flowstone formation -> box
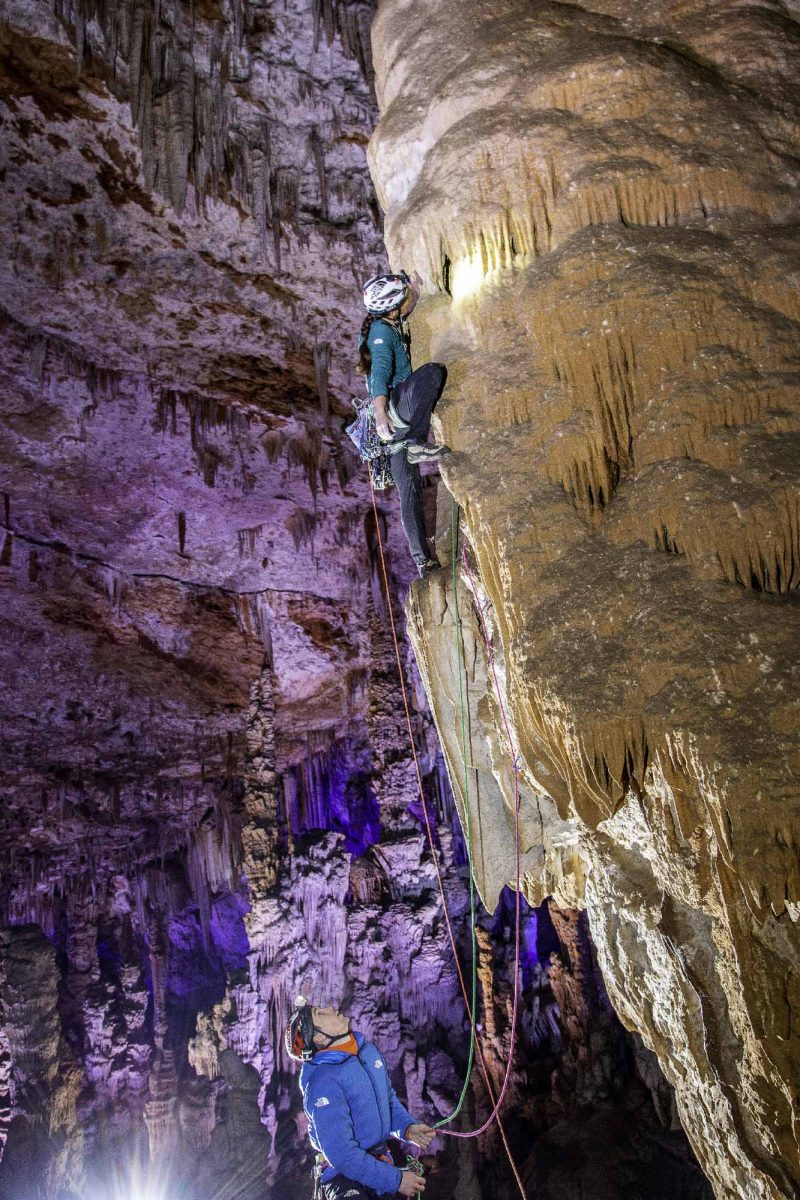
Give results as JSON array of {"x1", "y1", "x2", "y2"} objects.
[
  {"x1": 0, "y1": 0, "x2": 691, "y2": 1193},
  {"x1": 369, "y1": 0, "x2": 800, "y2": 1197}
]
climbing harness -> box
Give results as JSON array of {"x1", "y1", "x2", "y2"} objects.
[
  {"x1": 346, "y1": 398, "x2": 384, "y2": 463},
  {"x1": 367, "y1": 479, "x2": 527, "y2": 1199},
  {"x1": 312, "y1": 1139, "x2": 394, "y2": 1197},
  {"x1": 346, "y1": 400, "x2": 396, "y2": 492}
]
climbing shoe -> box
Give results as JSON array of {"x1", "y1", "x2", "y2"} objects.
[
  {"x1": 406, "y1": 442, "x2": 450, "y2": 464},
  {"x1": 418, "y1": 558, "x2": 442, "y2": 579}
]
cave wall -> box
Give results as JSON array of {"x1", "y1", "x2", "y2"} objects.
[
  {"x1": 367, "y1": 1, "x2": 800, "y2": 1197},
  {"x1": 1, "y1": 0, "x2": 486, "y2": 1191},
  {"x1": 0, "y1": 0, "x2": 573, "y2": 1194}
]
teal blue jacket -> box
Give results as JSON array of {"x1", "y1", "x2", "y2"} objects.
[{"x1": 365, "y1": 318, "x2": 412, "y2": 399}]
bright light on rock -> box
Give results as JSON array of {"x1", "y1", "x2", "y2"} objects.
[
  {"x1": 106, "y1": 1157, "x2": 170, "y2": 1200},
  {"x1": 450, "y1": 251, "x2": 485, "y2": 302}
]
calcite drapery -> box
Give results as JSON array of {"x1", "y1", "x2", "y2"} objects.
[{"x1": 369, "y1": 0, "x2": 800, "y2": 1196}]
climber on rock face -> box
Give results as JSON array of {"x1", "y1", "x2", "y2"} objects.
[
  {"x1": 286, "y1": 996, "x2": 435, "y2": 1198},
  {"x1": 356, "y1": 271, "x2": 450, "y2": 580}
]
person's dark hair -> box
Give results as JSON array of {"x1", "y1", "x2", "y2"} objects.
[
  {"x1": 355, "y1": 314, "x2": 374, "y2": 375},
  {"x1": 356, "y1": 307, "x2": 403, "y2": 375}
]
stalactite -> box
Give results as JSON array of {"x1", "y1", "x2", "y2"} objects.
[
  {"x1": 336, "y1": 2, "x2": 374, "y2": 82},
  {"x1": 309, "y1": 127, "x2": 328, "y2": 220},
  {"x1": 272, "y1": 163, "x2": 300, "y2": 265},
  {"x1": 476, "y1": 926, "x2": 498, "y2": 1043},
  {"x1": 311, "y1": 0, "x2": 336, "y2": 52},
  {"x1": 249, "y1": 120, "x2": 272, "y2": 261},
  {"x1": 313, "y1": 342, "x2": 331, "y2": 425},
  {"x1": 285, "y1": 429, "x2": 330, "y2": 503},
  {"x1": 236, "y1": 524, "x2": 262, "y2": 558},
  {"x1": 261, "y1": 429, "x2": 284, "y2": 463},
  {"x1": 284, "y1": 508, "x2": 317, "y2": 551}
]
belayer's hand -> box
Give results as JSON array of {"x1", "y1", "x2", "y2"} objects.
[
  {"x1": 376, "y1": 415, "x2": 394, "y2": 441},
  {"x1": 405, "y1": 1123, "x2": 436, "y2": 1151},
  {"x1": 398, "y1": 1170, "x2": 426, "y2": 1196}
]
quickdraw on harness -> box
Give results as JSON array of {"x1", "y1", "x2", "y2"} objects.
[
  {"x1": 345, "y1": 398, "x2": 394, "y2": 491},
  {"x1": 367, "y1": 480, "x2": 527, "y2": 1199}
]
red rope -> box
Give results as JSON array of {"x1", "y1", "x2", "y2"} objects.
[{"x1": 368, "y1": 479, "x2": 527, "y2": 1198}]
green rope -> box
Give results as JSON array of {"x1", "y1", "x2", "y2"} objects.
[
  {"x1": 431, "y1": 496, "x2": 479, "y2": 1130},
  {"x1": 405, "y1": 1154, "x2": 425, "y2": 1177}
]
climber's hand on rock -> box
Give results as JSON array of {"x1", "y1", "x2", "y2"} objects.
[
  {"x1": 406, "y1": 1123, "x2": 436, "y2": 1150},
  {"x1": 398, "y1": 1170, "x2": 426, "y2": 1196},
  {"x1": 402, "y1": 273, "x2": 421, "y2": 316}
]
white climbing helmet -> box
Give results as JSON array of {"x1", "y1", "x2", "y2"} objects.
[{"x1": 362, "y1": 272, "x2": 409, "y2": 315}]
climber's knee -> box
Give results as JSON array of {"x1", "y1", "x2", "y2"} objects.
[{"x1": 418, "y1": 361, "x2": 446, "y2": 389}]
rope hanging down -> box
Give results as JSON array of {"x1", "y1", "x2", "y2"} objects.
[
  {"x1": 456, "y1": 513, "x2": 523, "y2": 1140},
  {"x1": 432, "y1": 497, "x2": 477, "y2": 1128},
  {"x1": 367, "y1": 479, "x2": 527, "y2": 1199}
]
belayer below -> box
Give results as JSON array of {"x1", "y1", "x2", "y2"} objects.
[
  {"x1": 350, "y1": 270, "x2": 450, "y2": 579},
  {"x1": 286, "y1": 996, "x2": 435, "y2": 1197}
]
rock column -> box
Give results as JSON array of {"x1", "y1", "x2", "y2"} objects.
[{"x1": 369, "y1": 1, "x2": 800, "y2": 1195}]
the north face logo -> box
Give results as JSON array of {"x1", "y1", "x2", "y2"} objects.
[
  {"x1": 314, "y1": 1096, "x2": 330, "y2": 1108},
  {"x1": 374, "y1": 1060, "x2": 384, "y2": 1069}
]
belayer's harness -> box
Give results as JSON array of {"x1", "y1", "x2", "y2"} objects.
[{"x1": 312, "y1": 1140, "x2": 399, "y2": 1199}]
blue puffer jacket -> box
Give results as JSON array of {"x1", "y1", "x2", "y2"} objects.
[
  {"x1": 300, "y1": 1031, "x2": 416, "y2": 1194},
  {"x1": 365, "y1": 318, "x2": 412, "y2": 400}
]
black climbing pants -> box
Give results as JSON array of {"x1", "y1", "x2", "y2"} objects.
[
  {"x1": 388, "y1": 362, "x2": 447, "y2": 569},
  {"x1": 390, "y1": 361, "x2": 447, "y2": 443},
  {"x1": 321, "y1": 1176, "x2": 379, "y2": 1199}
]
